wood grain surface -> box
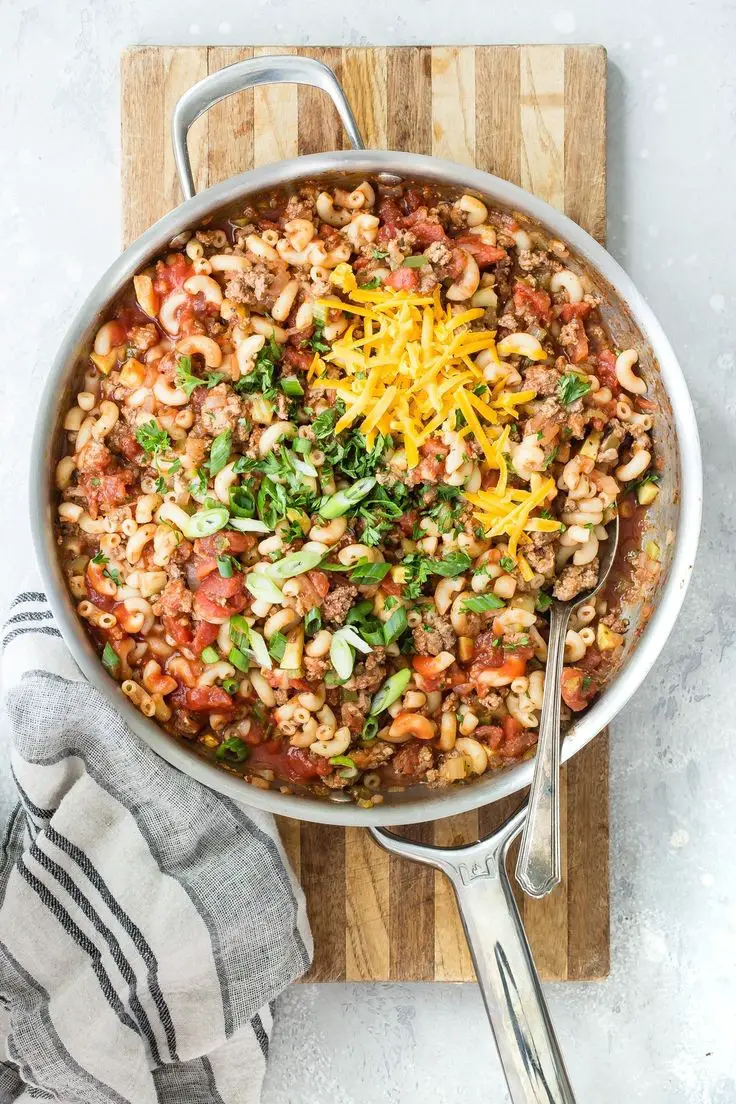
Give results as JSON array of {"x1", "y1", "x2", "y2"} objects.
[{"x1": 121, "y1": 43, "x2": 610, "y2": 982}]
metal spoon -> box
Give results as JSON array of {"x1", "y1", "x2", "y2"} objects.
[{"x1": 515, "y1": 514, "x2": 619, "y2": 898}]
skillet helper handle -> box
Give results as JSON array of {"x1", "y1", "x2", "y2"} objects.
[
  {"x1": 172, "y1": 54, "x2": 365, "y2": 200},
  {"x1": 371, "y1": 812, "x2": 576, "y2": 1104},
  {"x1": 515, "y1": 601, "x2": 573, "y2": 898}
]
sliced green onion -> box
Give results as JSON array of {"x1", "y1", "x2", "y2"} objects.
[
  {"x1": 248, "y1": 628, "x2": 272, "y2": 670},
  {"x1": 264, "y1": 547, "x2": 324, "y2": 580},
  {"x1": 215, "y1": 736, "x2": 250, "y2": 763},
  {"x1": 361, "y1": 716, "x2": 379, "y2": 742},
  {"x1": 461, "y1": 593, "x2": 506, "y2": 613},
  {"x1": 200, "y1": 646, "x2": 219, "y2": 664},
  {"x1": 370, "y1": 668, "x2": 411, "y2": 715},
  {"x1": 208, "y1": 429, "x2": 232, "y2": 476},
  {"x1": 293, "y1": 437, "x2": 312, "y2": 455},
  {"x1": 280, "y1": 376, "x2": 304, "y2": 397},
  {"x1": 304, "y1": 608, "x2": 322, "y2": 636},
  {"x1": 317, "y1": 477, "x2": 376, "y2": 519},
  {"x1": 228, "y1": 646, "x2": 250, "y2": 672},
  {"x1": 216, "y1": 555, "x2": 234, "y2": 578},
  {"x1": 383, "y1": 607, "x2": 408, "y2": 646},
  {"x1": 330, "y1": 632, "x2": 356, "y2": 681},
  {"x1": 229, "y1": 485, "x2": 256, "y2": 518},
  {"x1": 221, "y1": 677, "x2": 239, "y2": 694},
  {"x1": 329, "y1": 755, "x2": 356, "y2": 769},
  {"x1": 535, "y1": 591, "x2": 553, "y2": 613},
  {"x1": 228, "y1": 517, "x2": 272, "y2": 534},
  {"x1": 102, "y1": 642, "x2": 120, "y2": 674},
  {"x1": 334, "y1": 626, "x2": 373, "y2": 655},
  {"x1": 324, "y1": 670, "x2": 347, "y2": 688},
  {"x1": 292, "y1": 456, "x2": 318, "y2": 478},
  {"x1": 268, "y1": 631, "x2": 287, "y2": 663},
  {"x1": 229, "y1": 614, "x2": 250, "y2": 650},
  {"x1": 244, "y1": 572, "x2": 284, "y2": 605},
  {"x1": 349, "y1": 559, "x2": 391, "y2": 585},
  {"x1": 182, "y1": 506, "x2": 229, "y2": 540},
  {"x1": 403, "y1": 254, "x2": 428, "y2": 267}
]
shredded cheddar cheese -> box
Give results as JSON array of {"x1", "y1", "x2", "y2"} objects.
[{"x1": 311, "y1": 279, "x2": 558, "y2": 547}]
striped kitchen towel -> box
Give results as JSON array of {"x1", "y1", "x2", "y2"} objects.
[{"x1": 0, "y1": 589, "x2": 312, "y2": 1104}]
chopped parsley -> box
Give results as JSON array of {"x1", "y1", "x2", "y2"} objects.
[
  {"x1": 215, "y1": 737, "x2": 250, "y2": 763},
  {"x1": 557, "y1": 373, "x2": 591, "y2": 406},
  {"x1": 104, "y1": 566, "x2": 123, "y2": 586},
  {"x1": 233, "y1": 336, "x2": 282, "y2": 399},
  {"x1": 175, "y1": 355, "x2": 202, "y2": 397},
  {"x1": 190, "y1": 469, "x2": 208, "y2": 497},
  {"x1": 371, "y1": 247, "x2": 389, "y2": 260},
  {"x1": 542, "y1": 446, "x2": 559, "y2": 469},
  {"x1": 91, "y1": 551, "x2": 108, "y2": 566},
  {"x1": 135, "y1": 420, "x2": 170, "y2": 455},
  {"x1": 427, "y1": 484, "x2": 464, "y2": 534},
  {"x1": 401, "y1": 550, "x2": 471, "y2": 599},
  {"x1": 154, "y1": 475, "x2": 167, "y2": 495},
  {"x1": 306, "y1": 319, "x2": 331, "y2": 355},
  {"x1": 535, "y1": 591, "x2": 554, "y2": 612},
  {"x1": 361, "y1": 277, "x2": 382, "y2": 290},
  {"x1": 500, "y1": 555, "x2": 516, "y2": 573},
  {"x1": 101, "y1": 642, "x2": 120, "y2": 674},
  {"x1": 625, "y1": 471, "x2": 661, "y2": 494}
]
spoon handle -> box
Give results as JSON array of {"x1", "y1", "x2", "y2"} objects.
[{"x1": 515, "y1": 602, "x2": 572, "y2": 898}]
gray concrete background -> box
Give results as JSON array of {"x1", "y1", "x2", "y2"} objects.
[{"x1": 1, "y1": 1, "x2": 734, "y2": 1101}]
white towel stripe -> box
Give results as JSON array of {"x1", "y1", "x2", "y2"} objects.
[{"x1": 0, "y1": 588, "x2": 312, "y2": 1102}]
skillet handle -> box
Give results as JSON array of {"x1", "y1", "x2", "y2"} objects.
[
  {"x1": 171, "y1": 55, "x2": 365, "y2": 200},
  {"x1": 370, "y1": 810, "x2": 576, "y2": 1104}
]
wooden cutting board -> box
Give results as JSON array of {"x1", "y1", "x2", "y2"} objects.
[{"x1": 121, "y1": 43, "x2": 610, "y2": 982}]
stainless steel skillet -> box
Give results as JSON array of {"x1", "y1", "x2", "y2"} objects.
[{"x1": 30, "y1": 55, "x2": 702, "y2": 1104}]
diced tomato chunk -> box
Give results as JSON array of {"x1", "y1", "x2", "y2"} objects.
[
  {"x1": 513, "y1": 281, "x2": 552, "y2": 322},
  {"x1": 195, "y1": 531, "x2": 254, "y2": 558},
  {"x1": 377, "y1": 197, "x2": 404, "y2": 229},
  {"x1": 163, "y1": 613, "x2": 194, "y2": 649},
  {"x1": 248, "y1": 740, "x2": 332, "y2": 782},
  {"x1": 556, "y1": 301, "x2": 592, "y2": 322},
  {"x1": 499, "y1": 715, "x2": 536, "y2": 758},
  {"x1": 404, "y1": 210, "x2": 448, "y2": 246},
  {"x1": 561, "y1": 667, "x2": 597, "y2": 712},
  {"x1": 153, "y1": 253, "x2": 195, "y2": 296},
  {"x1": 80, "y1": 469, "x2": 135, "y2": 520},
  {"x1": 186, "y1": 686, "x2": 235, "y2": 713},
  {"x1": 595, "y1": 349, "x2": 620, "y2": 395},
  {"x1": 191, "y1": 620, "x2": 220, "y2": 656},
  {"x1": 564, "y1": 317, "x2": 589, "y2": 364},
  {"x1": 454, "y1": 234, "x2": 507, "y2": 268},
  {"x1": 385, "y1": 267, "x2": 420, "y2": 291},
  {"x1": 198, "y1": 572, "x2": 244, "y2": 601},
  {"x1": 283, "y1": 345, "x2": 312, "y2": 373},
  {"x1": 194, "y1": 557, "x2": 218, "y2": 580},
  {"x1": 474, "y1": 724, "x2": 505, "y2": 749}
]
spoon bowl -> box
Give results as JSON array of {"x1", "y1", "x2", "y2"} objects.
[{"x1": 514, "y1": 514, "x2": 620, "y2": 899}]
